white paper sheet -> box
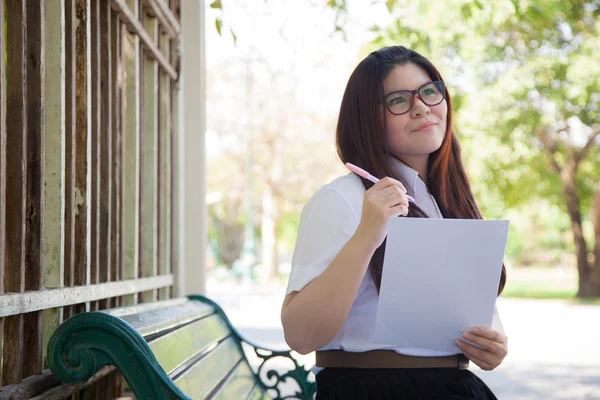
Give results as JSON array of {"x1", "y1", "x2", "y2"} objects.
[{"x1": 374, "y1": 218, "x2": 509, "y2": 353}]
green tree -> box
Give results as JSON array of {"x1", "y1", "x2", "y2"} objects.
[{"x1": 365, "y1": 0, "x2": 600, "y2": 297}]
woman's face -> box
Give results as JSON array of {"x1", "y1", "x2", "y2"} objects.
[{"x1": 382, "y1": 63, "x2": 448, "y2": 166}]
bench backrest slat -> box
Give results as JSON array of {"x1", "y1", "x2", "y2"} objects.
[
  {"x1": 104, "y1": 298, "x2": 189, "y2": 317},
  {"x1": 103, "y1": 300, "x2": 215, "y2": 339},
  {"x1": 173, "y1": 336, "x2": 245, "y2": 399},
  {"x1": 247, "y1": 385, "x2": 268, "y2": 400},
  {"x1": 149, "y1": 314, "x2": 231, "y2": 376},
  {"x1": 209, "y1": 361, "x2": 258, "y2": 400}
]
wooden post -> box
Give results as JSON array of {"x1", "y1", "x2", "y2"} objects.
[
  {"x1": 170, "y1": 79, "x2": 181, "y2": 298},
  {"x1": 0, "y1": 0, "x2": 6, "y2": 385},
  {"x1": 140, "y1": 13, "x2": 159, "y2": 303},
  {"x1": 99, "y1": 0, "x2": 112, "y2": 311},
  {"x1": 112, "y1": 9, "x2": 123, "y2": 309},
  {"x1": 23, "y1": 0, "x2": 46, "y2": 377},
  {"x1": 180, "y1": 0, "x2": 207, "y2": 296},
  {"x1": 89, "y1": 0, "x2": 101, "y2": 312},
  {"x1": 158, "y1": 29, "x2": 171, "y2": 301},
  {"x1": 63, "y1": 0, "x2": 77, "y2": 321},
  {"x1": 74, "y1": 0, "x2": 91, "y2": 314},
  {"x1": 42, "y1": 0, "x2": 66, "y2": 368},
  {"x1": 122, "y1": 0, "x2": 141, "y2": 306},
  {"x1": 4, "y1": 0, "x2": 27, "y2": 384}
]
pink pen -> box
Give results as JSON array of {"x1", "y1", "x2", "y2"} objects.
[{"x1": 345, "y1": 162, "x2": 416, "y2": 203}]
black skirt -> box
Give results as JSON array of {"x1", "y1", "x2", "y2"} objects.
[{"x1": 315, "y1": 367, "x2": 498, "y2": 400}]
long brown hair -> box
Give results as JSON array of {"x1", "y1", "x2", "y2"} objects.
[{"x1": 336, "y1": 46, "x2": 506, "y2": 295}]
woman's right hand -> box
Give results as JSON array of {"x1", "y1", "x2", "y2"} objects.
[{"x1": 355, "y1": 177, "x2": 409, "y2": 251}]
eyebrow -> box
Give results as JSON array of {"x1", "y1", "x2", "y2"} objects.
[{"x1": 384, "y1": 82, "x2": 433, "y2": 97}]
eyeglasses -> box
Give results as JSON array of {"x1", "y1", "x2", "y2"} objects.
[{"x1": 384, "y1": 81, "x2": 446, "y2": 115}]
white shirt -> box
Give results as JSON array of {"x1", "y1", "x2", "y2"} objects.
[{"x1": 286, "y1": 158, "x2": 456, "y2": 358}]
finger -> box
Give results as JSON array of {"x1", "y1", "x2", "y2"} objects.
[
  {"x1": 374, "y1": 177, "x2": 407, "y2": 193},
  {"x1": 379, "y1": 185, "x2": 405, "y2": 198},
  {"x1": 462, "y1": 349, "x2": 494, "y2": 371},
  {"x1": 389, "y1": 204, "x2": 409, "y2": 217},
  {"x1": 461, "y1": 332, "x2": 505, "y2": 355},
  {"x1": 454, "y1": 339, "x2": 490, "y2": 361},
  {"x1": 382, "y1": 193, "x2": 409, "y2": 209},
  {"x1": 380, "y1": 188, "x2": 409, "y2": 207},
  {"x1": 469, "y1": 327, "x2": 507, "y2": 344}
]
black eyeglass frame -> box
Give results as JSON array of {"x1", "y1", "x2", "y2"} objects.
[{"x1": 383, "y1": 81, "x2": 446, "y2": 115}]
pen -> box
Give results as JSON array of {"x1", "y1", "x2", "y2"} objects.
[{"x1": 345, "y1": 162, "x2": 416, "y2": 203}]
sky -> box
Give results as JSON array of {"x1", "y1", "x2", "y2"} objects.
[{"x1": 204, "y1": 0, "x2": 394, "y2": 160}]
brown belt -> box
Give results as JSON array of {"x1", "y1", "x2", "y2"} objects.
[{"x1": 316, "y1": 350, "x2": 470, "y2": 370}]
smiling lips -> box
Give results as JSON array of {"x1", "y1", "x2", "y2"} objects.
[{"x1": 413, "y1": 121, "x2": 437, "y2": 132}]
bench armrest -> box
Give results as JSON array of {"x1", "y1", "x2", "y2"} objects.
[
  {"x1": 47, "y1": 312, "x2": 191, "y2": 400},
  {"x1": 189, "y1": 295, "x2": 316, "y2": 400}
]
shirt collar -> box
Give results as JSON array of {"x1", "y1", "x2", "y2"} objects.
[{"x1": 389, "y1": 156, "x2": 421, "y2": 195}]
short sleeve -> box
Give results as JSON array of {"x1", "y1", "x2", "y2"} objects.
[{"x1": 285, "y1": 187, "x2": 360, "y2": 295}]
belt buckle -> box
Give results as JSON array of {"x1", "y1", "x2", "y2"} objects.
[{"x1": 458, "y1": 354, "x2": 470, "y2": 370}]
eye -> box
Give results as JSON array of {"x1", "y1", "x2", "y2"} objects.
[
  {"x1": 387, "y1": 96, "x2": 407, "y2": 106},
  {"x1": 422, "y1": 88, "x2": 436, "y2": 96}
]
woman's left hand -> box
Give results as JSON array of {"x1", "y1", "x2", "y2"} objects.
[{"x1": 454, "y1": 326, "x2": 508, "y2": 371}]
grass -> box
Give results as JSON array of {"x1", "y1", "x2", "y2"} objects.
[
  {"x1": 502, "y1": 266, "x2": 577, "y2": 300},
  {"x1": 502, "y1": 267, "x2": 600, "y2": 304}
]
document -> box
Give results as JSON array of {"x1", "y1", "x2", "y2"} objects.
[{"x1": 373, "y1": 218, "x2": 509, "y2": 353}]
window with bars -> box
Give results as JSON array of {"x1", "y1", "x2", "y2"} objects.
[{"x1": 0, "y1": 0, "x2": 183, "y2": 397}]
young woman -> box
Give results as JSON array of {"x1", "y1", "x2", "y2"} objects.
[{"x1": 280, "y1": 46, "x2": 508, "y2": 399}]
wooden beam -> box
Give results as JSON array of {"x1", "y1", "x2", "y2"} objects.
[
  {"x1": 0, "y1": 0, "x2": 5, "y2": 382},
  {"x1": 111, "y1": 0, "x2": 177, "y2": 79},
  {"x1": 170, "y1": 78, "x2": 182, "y2": 298},
  {"x1": 42, "y1": 0, "x2": 66, "y2": 371},
  {"x1": 140, "y1": 15, "x2": 160, "y2": 303},
  {"x1": 0, "y1": 275, "x2": 174, "y2": 317},
  {"x1": 42, "y1": 3, "x2": 66, "y2": 290},
  {"x1": 122, "y1": 22, "x2": 141, "y2": 307},
  {"x1": 4, "y1": 0, "x2": 28, "y2": 385},
  {"x1": 74, "y1": 0, "x2": 91, "y2": 314},
  {"x1": 99, "y1": 0, "x2": 113, "y2": 312},
  {"x1": 158, "y1": 30, "x2": 171, "y2": 300},
  {"x1": 27, "y1": 367, "x2": 116, "y2": 400},
  {"x1": 0, "y1": 369, "x2": 61, "y2": 399},
  {"x1": 24, "y1": 0, "x2": 46, "y2": 377},
  {"x1": 111, "y1": 9, "x2": 122, "y2": 309},
  {"x1": 142, "y1": 0, "x2": 180, "y2": 39},
  {"x1": 90, "y1": 0, "x2": 101, "y2": 312},
  {"x1": 63, "y1": 0, "x2": 77, "y2": 321},
  {"x1": 180, "y1": 0, "x2": 207, "y2": 295},
  {"x1": 0, "y1": 0, "x2": 6, "y2": 305}
]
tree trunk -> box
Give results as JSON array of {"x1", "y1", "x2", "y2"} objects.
[
  {"x1": 259, "y1": 137, "x2": 283, "y2": 282},
  {"x1": 561, "y1": 160, "x2": 594, "y2": 297},
  {"x1": 585, "y1": 180, "x2": 600, "y2": 297},
  {"x1": 260, "y1": 182, "x2": 277, "y2": 281}
]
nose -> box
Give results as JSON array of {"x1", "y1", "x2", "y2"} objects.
[{"x1": 411, "y1": 95, "x2": 430, "y2": 117}]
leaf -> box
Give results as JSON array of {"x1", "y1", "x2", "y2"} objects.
[
  {"x1": 511, "y1": 0, "x2": 520, "y2": 15},
  {"x1": 230, "y1": 27, "x2": 237, "y2": 45},
  {"x1": 474, "y1": 0, "x2": 484, "y2": 10},
  {"x1": 215, "y1": 18, "x2": 222, "y2": 35},
  {"x1": 461, "y1": 4, "x2": 472, "y2": 19},
  {"x1": 527, "y1": 5, "x2": 542, "y2": 19},
  {"x1": 210, "y1": 0, "x2": 222, "y2": 10},
  {"x1": 386, "y1": 0, "x2": 395, "y2": 13}
]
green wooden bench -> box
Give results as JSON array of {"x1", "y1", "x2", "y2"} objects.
[{"x1": 47, "y1": 295, "x2": 316, "y2": 399}]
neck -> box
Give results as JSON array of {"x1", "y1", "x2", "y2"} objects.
[{"x1": 395, "y1": 155, "x2": 429, "y2": 181}]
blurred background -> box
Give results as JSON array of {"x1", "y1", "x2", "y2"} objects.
[{"x1": 203, "y1": 0, "x2": 600, "y2": 399}]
